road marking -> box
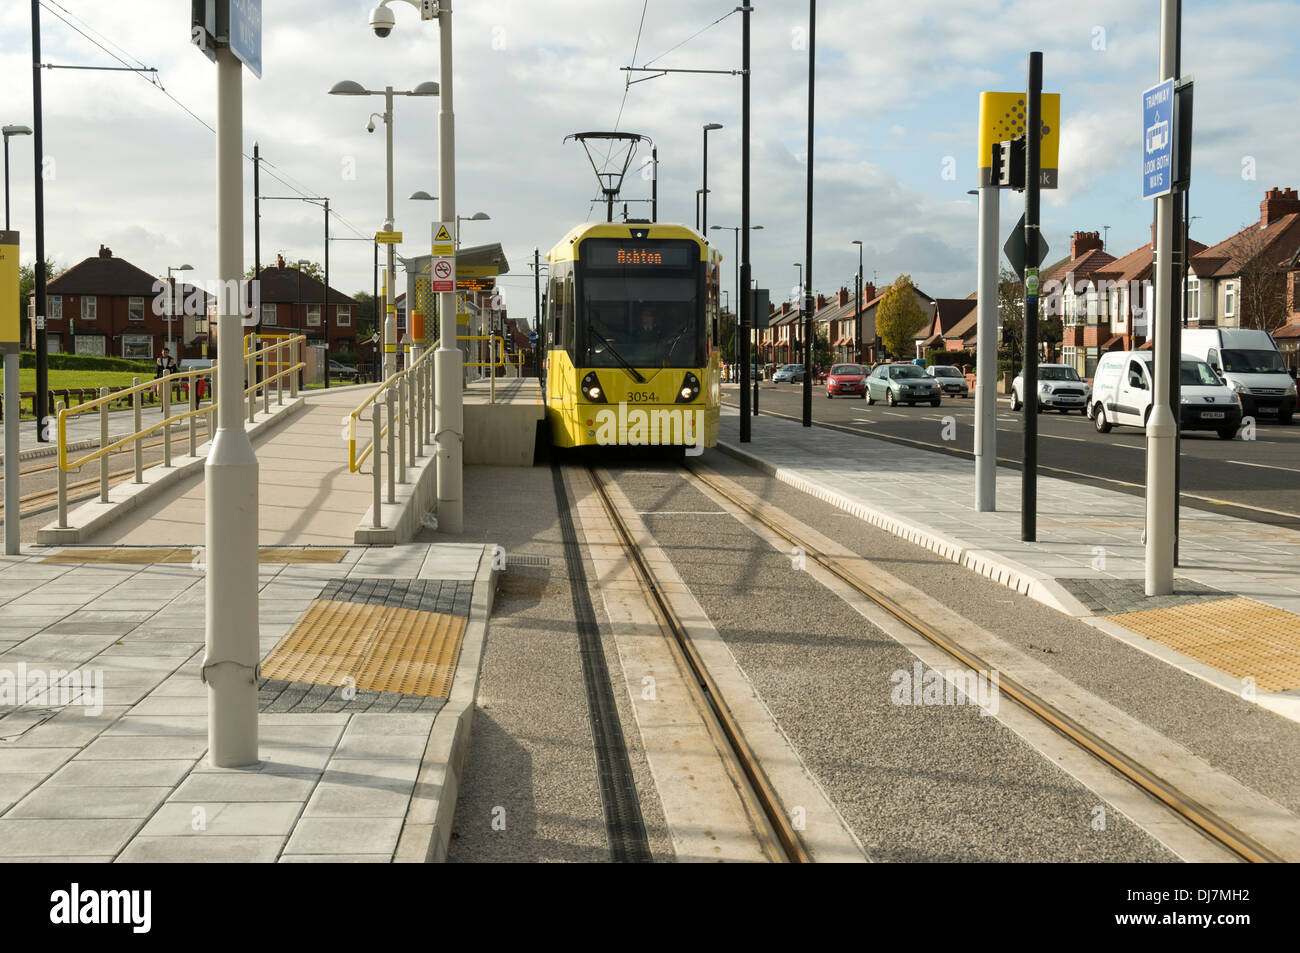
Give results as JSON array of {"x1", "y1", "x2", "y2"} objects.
[
  {"x1": 1041, "y1": 434, "x2": 1088, "y2": 443},
  {"x1": 882, "y1": 411, "x2": 906, "y2": 418},
  {"x1": 1228, "y1": 460, "x2": 1300, "y2": 475}
]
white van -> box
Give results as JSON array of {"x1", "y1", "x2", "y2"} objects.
[
  {"x1": 1089, "y1": 350, "x2": 1242, "y2": 440},
  {"x1": 1181, "y1": 328, "x2": 1296, "y2": 424}
]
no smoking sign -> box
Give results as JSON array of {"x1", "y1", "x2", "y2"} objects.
[{"x1": 431, "y1": 256, "x2": 456, "y2": 291}]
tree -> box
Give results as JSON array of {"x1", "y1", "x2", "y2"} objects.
[
  {"x1": 997, "y1": 265, "x2": 1025, "y2": 376},
  {"x1": 352, "y1": 291, "x2": 376, "y2": 340},
  {"x1": 875, "y1": 274, "x2": 929, "y2": 358},
  {"x1": 18, "y1": 259, "x2": 62, "y2": 344},
  {"x1": 244, "y1": 259, "x2": 323, "y2": 281},
  {"x1": 717, "y1": 308, "x2": 737, "y2": 362},
  {"x1": 813, "y1": 326, "x2": 832, "y2": 370},
  {"x1": 1232, "y1": 225, "x2": 1289, "y2": 332}
]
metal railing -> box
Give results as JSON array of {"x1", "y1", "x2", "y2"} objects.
[
  {"x1": 54, "y1": 334, "x2": 306, "y2": 526},
  {"x1": 346, "y1": 342, "x2": 439, "y2": 530}
]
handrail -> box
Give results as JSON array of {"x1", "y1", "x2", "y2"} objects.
[{"x1": 347, "y1": 341, "x2": 438, "y2": 473}]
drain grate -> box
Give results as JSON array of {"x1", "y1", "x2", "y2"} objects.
[{"x1": 505, "y1": 554, "x2": 551, "y2": 569}]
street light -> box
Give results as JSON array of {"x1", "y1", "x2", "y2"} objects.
[
  {"x1": 409, "y1": 190, "x2": 438, "y2": 201},
  {"x1": 701, "y1": 122, "x2": 722, "y2": 236},
  {"x1": 328, "y1": 77, "x2": 438, "y2": 379},
  {"x1": 456, "y1": 211, "x2": 490, "y2": 245},
  {"x1": 166, "y1": 263, "x2": 193, "y2": 359},
  {"x1": 851, "y1": 239, "x2": 863, "y2": 362},
  {"x1": 2, "y1": 124, "x2": 32, "y2": 230}
]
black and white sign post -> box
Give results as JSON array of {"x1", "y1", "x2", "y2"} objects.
[{"x1": 194, "y1": 0, "x2": 262, "y2": 767}]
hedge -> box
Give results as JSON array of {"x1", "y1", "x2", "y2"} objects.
[
  {"x1": 925, "y1": 348, "x2": 976, "y2": 371},
  {"x1": 19, "y1": 352, "x2": 155, "y2": 374}
]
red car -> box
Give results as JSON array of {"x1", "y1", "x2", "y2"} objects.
[{"x1": 825, "y1": 363, "x2": 867, "y2": 399}]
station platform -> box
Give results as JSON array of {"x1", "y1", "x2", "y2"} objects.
[
  {"x1": 717, "y1": 406, "x2": 1300, "y2": 720},
  {"x1": 0, "y1": 540, "x2": 495, "y2": 862},
  {"x1": 462, "y1": 376, "x2": 544, "y2": 467}
]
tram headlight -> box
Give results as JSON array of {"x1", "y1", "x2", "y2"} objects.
[
  {"x1": 677, "y1": 371, "x2": 701, "y2": 403},
  {"x1": 581, "y1": 372, "x2": 606, "y2": 403}
]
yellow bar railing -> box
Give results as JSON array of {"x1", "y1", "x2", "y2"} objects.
[
  {"x1": 55, "y1": 333, "x2": 306, "y2": 528},
  {"x1": 347, "y1": 341, "x2": 437, "y2": 474}
]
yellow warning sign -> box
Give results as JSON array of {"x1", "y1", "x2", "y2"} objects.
[
  {"x1": 0, "y1": 231, "x2": 19, "y2": 346},
  {"x1": 376, "y1": 230, "x2": 403, "y2": 244},
  {"x1": 977, "y1": 91, "x2": 1060, "y2": 189},
  {"x1": 432, "y1": 221, "x2": 455, "y2": 257}
]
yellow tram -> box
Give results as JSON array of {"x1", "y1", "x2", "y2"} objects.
[{"x1": 542, "y1": 221, "x2": 722, "y2": 451}]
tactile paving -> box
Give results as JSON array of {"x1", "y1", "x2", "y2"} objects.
[
  {"x1": 259, "y1": 579, "x2": 470, "y2": 699},
  {"x1": 1109, "y1": 597, "x2": 1300, "y2": 692},
  {"x1": 42, "y1": 547, "x2": 348, "y2": 565}
]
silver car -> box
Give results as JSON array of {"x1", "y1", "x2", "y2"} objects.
[{"x1": 927, "y1": 365, "x2": 969, "y2": 397}]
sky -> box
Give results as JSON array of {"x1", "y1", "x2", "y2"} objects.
[{"x1": 1, "y1": 0, "x2": 1297, "y2": 325}]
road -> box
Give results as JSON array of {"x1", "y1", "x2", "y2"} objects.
[{"x1": 723, "y1": 381, "x2": 1300, "y2": 530}]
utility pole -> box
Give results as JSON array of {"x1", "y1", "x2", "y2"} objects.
[
  {"x1": 975, "y1": 147, "x2": 999, "y2": 512},
  {"x1": 1145, "y1": 0, "x2": 1179, "y2": 595},
  {"x1": 30, "y1": 0, "x2": 49, "y2": 442},
  {"x1": 801, "y1": 0, "x2": 815, "y2": 428},
  {"x1": 253, "y1": 142, "x2": 260, "y2": 286},
  {"x1": 533, "y1": 247, "x2": 541, "y2": 379},
  {"x1": 323, "y1": 198, "x2": 330, "y2": 389},
  {"x1": 738, "y1": 3, "x2": 752, "y2": 442},
  {"x1": 1021, "y1": 52, "x2": 1042, "y2": 542}
]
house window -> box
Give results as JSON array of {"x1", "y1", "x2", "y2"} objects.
[
  {"x1": 81, "y1": 296, "x2": 97, "y2": 320},
  {"x1": 45, "y1": 334, "x2": 61, "y2": 353},
  {"x1": 129, "y1": 296, "x2": 144, "y2": 322},
  {"x1": 307, "y1": 304, "x2": 322, "y2": 327},
  {"x1": 336, "y1": 305, "x2": 352, "y2": 327},
  {"x1": 49, "y1": 295, "x2": 62, "y2": 319},
  {"x1": 122, "y1": 334, "x2": 152, "y2": 360},
  {"x1": 1087, "y1": 291, "x2": 1098, "y2": 325},
  {"x1": 1224, "y1": 281, "x2": 1236, "y2": 318},
  {"x1": 1085, "y1": 347, "x2": 1099, "y2": 378},
  {"x1": 1062, "y1": 345, "x2": 1077, "y2": 369},
  {"x1": 1186, "y1": 277, "x2": 1200, "y2": 322},
  {"x1": 74, "y1": 335, "x2": 105, "y2": 356},
  {"x1": 261, "y1": 303, "x2": 276, "y2": 326}
]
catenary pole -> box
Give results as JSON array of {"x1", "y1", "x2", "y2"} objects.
[
  {"x1": 738, "y1": 3, "x2": 752, "y2": 442},
  {"x1": 1021, "y1": 52, "x2": 1042, "y2": 542},
  {"x1": 31, "y1": 0, "x2": 49, "y2": 442},
  {"x1": 205, "y1": 45, "x2": 259, "y2": 768},
  {"x1": 801, "y1": 0, "x2": 815, "y2": 428},
  {"x1": 975, "y1": 178, "x2": 999, "y2": 511}
]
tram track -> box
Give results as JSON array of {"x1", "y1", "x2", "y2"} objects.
[
  {"x1": 677, "y1": 460, "x2": 1286, "y2": 864},
  {"x1": 583, "y1": 463, "x2": 810, "y2": 863}
]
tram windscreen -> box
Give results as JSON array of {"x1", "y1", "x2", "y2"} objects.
[{"x1": 578, "y1": 240, "x2": 703, "y2": 369}]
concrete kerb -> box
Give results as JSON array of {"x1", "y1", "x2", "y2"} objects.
[
  {"x1": 36, "y1": 397, "x2": 307, "y2": 545},
  {"x1": 716, "y1": 438, "x2": 1092, "y2": 618},
  {"x1": 393, "y1": 544, "x2": 497, "y2": 863},
  {"x1": 1, "y1": 438, "x2": 99, "y2": 466}
]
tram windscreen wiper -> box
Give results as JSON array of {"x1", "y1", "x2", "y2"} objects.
[{"x1": 589, "y1": 325, "x2": 646, "y2": 384}]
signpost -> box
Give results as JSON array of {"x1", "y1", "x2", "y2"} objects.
[
  {"x1": 1002, "y1": 213, "x2": 1050, "y2": 282},
  {"x1": 1142, "y1": 78, "x2": 1175, "y2": 200},
  {"x1": 1, "y1": 231, "x2": 20, "y2": 554}
]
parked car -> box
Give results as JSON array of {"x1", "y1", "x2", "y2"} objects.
[
  {"x1": 1181, "y1": 328, "x2": 1296, "y2": 424},
  {"x1": 1089, "y1": 350, "x2": 1241, "y2": 440},
  {"x1": 825, "y1": 363, "x2": 867, "y2": 399},
  {"x1": 927, "y1": 364, "x2": 970, "y2": 398},
  {"x1": 1011, "y1": 364, "x2": 1091, "y2": 413},
  {"x1": 329, "y1": 360, "x2": 359, "y2": 380},
  {"x1": 773, "y1": 363, "x2": 806, "y2": 383},
  {"x1": 866, "y1": 363, "x2": 941, "y2": 406}
]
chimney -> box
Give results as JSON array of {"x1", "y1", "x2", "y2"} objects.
[
  {"x1": 816, "y1": 293, "x2": 827, "y2": 310},
  {"x1": 98, "y1": 245, "x2": 112, "y2": 258},
  {"x1": 1261, "y1": 187, "x2": 1300, "y2": 227},
  {"x1": 276, "y1": 254, "x2": 286, "y2": 269},
  {"x1": 861, "y1": 282, "x2": 876, "y2": 303},
  {"x1": 837, "y1": 287, "x2": 849, "y2": 306},
  {"x1": 1070, "y1": 230, "x2": 1103, "y2": 259}
]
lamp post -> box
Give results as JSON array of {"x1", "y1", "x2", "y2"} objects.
[
  {"x1": 366, "y1": 0, "x2": 464, "y2": 532},
  {"x1": 454, "y1": 212, "x2": 490, "y2": 381},
  {"x1": 166, "y1": 263, "x2": 193, "y2": 359},
  {"x1": 701, "y1": 122, "x2": 722, "y2": 236},
  {"x1": 2, "y1": 125, "x2": 31, "y2": 230},
  {"x1": 851, "y1": 239, "x2": 863, "y2": 363},
  {"x1": 329, "y1": 77, "x2": 438, "y2": 380}
]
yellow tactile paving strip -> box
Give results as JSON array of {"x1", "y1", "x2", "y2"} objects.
[
  {"x1": 260, "y1": 598, "x2": 466, "y2": 698},
  {"x1": 1110, "y1": 597, "x2": 1300, "y2": 692},
  {"x1": 42, "y1": 547, "x2": 348, "y2": 565}
]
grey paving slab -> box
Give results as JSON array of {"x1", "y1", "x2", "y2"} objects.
[
  {"x1": 5, "y1": 785, "x2": 172, "y2": 819},
  {"x1": 301, "y1": 780, "x2": 413, "y2": 818},
  {"x1": 169, "y1": 772, "x2": 318, "y2": 802},
  {"x1": 281, "y1": 816, "x2": 403, "y2": 855},
  {"x1": 278, "y1": 853, "x2": 390, "y2": 862},
  {"x1": 0, "y1": 818, "x2": 142, "y2": 856},
  {"x1": 138, "y1": 801, "x2": 303, "y2": 838},
  {"x1": 116, "y1": 835, "x2": 285, "y2": 863},
  {"x1": 77, "y1": 735, "x2": 209, "y2": 760},
  {"x1": 0, "y1": 772, "x2": 46, "y2": 813},
  {"x1": 331, "y1": 731, "x2": 430, "y2": 761},
  {"x1": 0, "y1": 746, "x2": 76, "y2": 773},
  {"x1": 46, "y1": 759, "x2": 196, "y2": 788}
]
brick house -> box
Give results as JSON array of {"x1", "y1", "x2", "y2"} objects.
[
  {"x1": 252, "y1": 255, "x2": 359, "y2": 351},
  {"x1": 918, "y1": 296, "x2": 979, "y2": 354},
  {"x1": 28, "y1": 245, "x2": 211, "y2": 360},
  {"x1": 1187, "y1": 187, "x2": 1300, "y2": 333}
]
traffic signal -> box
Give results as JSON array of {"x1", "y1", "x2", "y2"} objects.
[{"x1": 992, "y1": 136, "x2": 1026, "y2": 190}]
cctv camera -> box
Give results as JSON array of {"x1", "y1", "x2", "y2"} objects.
[
  {"x1": 366, "y1": 120, "x2": 376, "y2": 134},
  {"x1": 370, "y1": 6, "x2": 396, "y2": 37}
]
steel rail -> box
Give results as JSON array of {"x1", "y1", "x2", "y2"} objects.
[
  {"x1": 684, "y1": 463, "x2": 1285, "y2": 864},
  {"x1": 586, "y1": 464, "x2": 810, "y2": 863}
]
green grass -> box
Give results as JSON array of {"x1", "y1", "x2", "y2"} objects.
[{"x1": 1, "y1": 369, "x2": 150, "y2": 392}]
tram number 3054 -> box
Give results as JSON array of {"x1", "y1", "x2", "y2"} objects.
[{"x1": 625, "y1": 392, "x2": 658, "y2": 403}]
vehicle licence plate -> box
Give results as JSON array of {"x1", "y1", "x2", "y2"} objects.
[{"x1": 1201, "y1": 411, "x2": 1225, "y2": 419}]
